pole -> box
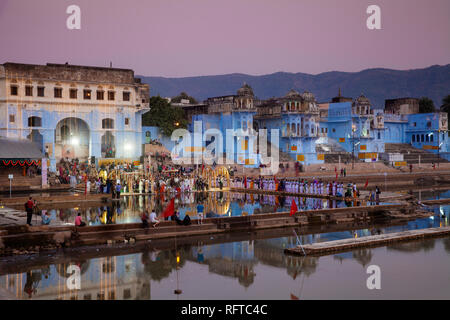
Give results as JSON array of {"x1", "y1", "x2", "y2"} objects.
[
  {"x1": 9, "y1": 178, "x2": 12, "y2": 198},
  {"x1": 352, "y1": 130, "x2": 354, "y2": 170},
  {"x1": 438, "y1": 130, "x2": 440, "y2": 168}
]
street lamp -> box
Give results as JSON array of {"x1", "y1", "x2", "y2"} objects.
[{"x1": 351, "y1": 124, "x2": 357, "y2": 169}]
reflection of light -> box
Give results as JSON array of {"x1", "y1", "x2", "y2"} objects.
[
  {"x1": 71, "y1": 137, "x2": 79, "y2": 146},
  {"x1": 176, "y1": 254, "x2": 180, "y2": 264}
]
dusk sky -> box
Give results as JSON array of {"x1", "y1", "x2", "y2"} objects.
[{"x1": 0, "y1": 0, "x2": 449, "y2": 77}]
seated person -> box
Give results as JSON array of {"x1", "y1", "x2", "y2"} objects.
[
  {"x1": 75, "y1": 213, "x2": 86, "y2": 227},
  {"x1": 41, "y1": 211, "x2": 51, "y2": 225},
  {"x1": 141, "y1": 211, "x2": 149, "y2": 228},
  {"x1": 149, "y1": 210, "x2": 159, "y2": 227}
]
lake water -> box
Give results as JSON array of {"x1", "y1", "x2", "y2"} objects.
[{"x1": 1, "y1": 204, "x2": 448, "y2": 300}]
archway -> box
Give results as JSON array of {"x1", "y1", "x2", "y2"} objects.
[
  {"x1": 101, "y1": 131, "x2": 116, "y2": 158},
  {"x1": 55, "y1": 117, "x2": 90, "y2": 160}
]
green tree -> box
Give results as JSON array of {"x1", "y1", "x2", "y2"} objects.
[
  {"x1": 171, "y1": 92, "x2": 198, "y2": 104},
  {"x1": 418, "y1": 97, "x2": 436, "y2": 113},
  {"x1": 440, "y1": 95, "x2": 450, "y2": 131},
  {"x1": 440, "y1": 95, "x2": 450, "y2": 113},
  {"x1": 142, "y1": 96, "x2": 188, "y2": 136}
]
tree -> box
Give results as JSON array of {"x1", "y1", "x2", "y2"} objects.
[
  {"x1": 418, "y1": 97, "x2": 436, "y2": 113},
  {"x1": 142, "y1": 96, "x2": 188, "y2": 136},
  {"x1": 440, "y1": 95, "x2": 450, "y2": 131},
  {"x1": 440, "y1": 95, "x2": 450, "y2": 113},
  {"x1": 171, "y1": 92, "x2": 198, "y2": 104}
]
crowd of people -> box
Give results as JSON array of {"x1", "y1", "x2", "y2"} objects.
[{"x1": 230, "y1": 176, "x2": 360, "y2": 198}]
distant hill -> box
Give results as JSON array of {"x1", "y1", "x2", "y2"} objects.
[{"x1": 139, "y1": 64, "x2": 450, "y2": 108}]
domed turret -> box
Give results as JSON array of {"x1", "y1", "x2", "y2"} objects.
[
  {"x1": 301, "y1": 90, "x2": 315, "y2": 102},
  {"x1": 356, "y1": 94, "x2": 370, "y2": 105},
  {"x1": 284, "y1": 89, "x2": 301, "y2": 98},
  {"x1": 237, "y1": 82, "x2": 254, "y2": 97}
]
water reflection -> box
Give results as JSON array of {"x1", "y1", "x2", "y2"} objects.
[
  {"x1": 46, "y1": 192, "x2": 375, "y2": 226},
  {"x1": 1, "y1": 233, "x2": 449, "y2": 299}
]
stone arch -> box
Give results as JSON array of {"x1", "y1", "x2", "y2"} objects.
[{"x1": 55, "y1": 117, "x2": 90, "y2": 160}]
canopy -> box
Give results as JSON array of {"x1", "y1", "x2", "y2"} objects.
[{"x1": 0, "y1": 138, "x2": 44, "y2": 159}]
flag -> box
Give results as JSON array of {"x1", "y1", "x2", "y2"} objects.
[
  {"x1": 364, "y1": 179, "x2": 368, "y2": 188},
  {"x1": 290, "y1": 198, "x2": 298, "y2": 216},
  {"x1": 244, "y1": 176, "x2": 247, "y2": 188},
  {"x1": 162, "y1": 198, "x2": 175, "y2": 218}
]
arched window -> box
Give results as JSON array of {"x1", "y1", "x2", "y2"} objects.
[
  {"x1": 102, "y1": 118, "x2": 114, "y2": 129},
  {"x1": 28, "y1": 116, "x2": 42, "y2": 127},
  {"x1": 430, "y1": 134, "x2": 434, "y2": 142},
  {"x1": 412, "y1": 135, "x2": 415, "y2": 142}
]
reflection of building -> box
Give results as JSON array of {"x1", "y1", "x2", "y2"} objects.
[
  {"x1": 0, "y1": 255, "x2": 150, "y2": 300},
  {"x1": 0, "y1": 62, "x2": 150, "y2": 171},
  {"x1": 189, "y1": 241, "x2": 257, "y2": 288}
]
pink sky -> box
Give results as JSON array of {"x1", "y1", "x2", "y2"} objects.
[{"x1": 0, "y1": 0, "x2": 449, "y2": 77}]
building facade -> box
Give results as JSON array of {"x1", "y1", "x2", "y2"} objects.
[{"x1": 0, "y1": 63, "x2": 150, "y2": 171}]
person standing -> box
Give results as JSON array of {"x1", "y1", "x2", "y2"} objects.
[
  {"x1": 197, "y1": 202, "x2": 205, "y2": 225},
  {"x1": 25, "y1": 197, "x2": 35, "y2": 226},
  {"x1": 375, "y1": 186, "x2": 381, "y2": 204},
  {"x1": 115, "y1": 183, "x2": 121, "y2": 199}
]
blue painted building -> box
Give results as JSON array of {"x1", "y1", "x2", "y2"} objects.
[{"x1": 0, "y1": 63, "x2": 150, "y2": 171}]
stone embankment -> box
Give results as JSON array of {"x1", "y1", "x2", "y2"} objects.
[{"x1": 0, "y1": 202, "x2": 429, "y2": 257}]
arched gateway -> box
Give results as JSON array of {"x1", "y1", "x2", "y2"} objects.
[{"x1": 55, "y1": 117, "x2": 90, "y2": 160}]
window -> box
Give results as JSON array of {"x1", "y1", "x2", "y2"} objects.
[
  {"x1": 332, "y1": 128, "x2": 336, "y2": 133},
  {"x1": 426, "y1": 135, "x2": 429, "y2": 142},
  {"x1": 54, "y1": 87, "x2": 62, "y2": 98},
  {"x1": 108, "y1": 91, "x2": 115, "y2": 101},
  {"x1": 421, "y1": 134, "x2": 424, "y2": 142},
  {"x1": 25, "y1": 86, "x2": 33, "y2": 96},
  {"x1": 125, "y1": 118, "x2": 129, "y2": 125},
  {"x1": 9, "y1": 114, "x2": 15, "y2": 123},
  {"x1": 123, "y1": 91, "x2": 130, "y2": 101},
  {"x1": 70, "y1": 89, "x2": 77, "y2": 99},
  {"x1": 413, "y1": 122, "x2": 417, "y2": 127},
  {"x1": 97, "y1": 90, "x2": 104, "y2": 100},
  {"x1": 377, "y1": 132, "x2": 381, "y2": 139},
  {"x1": 430, "y1": 134, "x2": 434, "y2": 142},
  {"x1": 10, "y1": 85, "x2": 18, "y2": 96},
  {"x1": 84, "y1": 89, "x2": 91, "y2": 100},
  {"x1": 83, "y1": 294, "x2": 92, "y2": 300},
  {"x1": 102, "y1": 118, "x2": 114, "y2": 129},
  {"x1": 28, "y1": 117, "x2": 42, "y2": 127},
  {"x1": 37, "y1": 87, "x2": 45, "y2": 97},
  {"x1": 412, "y1": 135, "x2": 415, "y2": 142}
]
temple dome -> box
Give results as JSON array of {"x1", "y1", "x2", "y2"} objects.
[
  {"x1": 237, "y1": 83, "x2": 254, "y2": 97},
  {"x1": 284, "y1": 89, "x2": 301, "y2": 98},
  {"x1": 356, "y1": 94, "x2": 370, "y2": 104},
  {"x1": 301, "y1": 90, "x2": 315, "y2": 101}
]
